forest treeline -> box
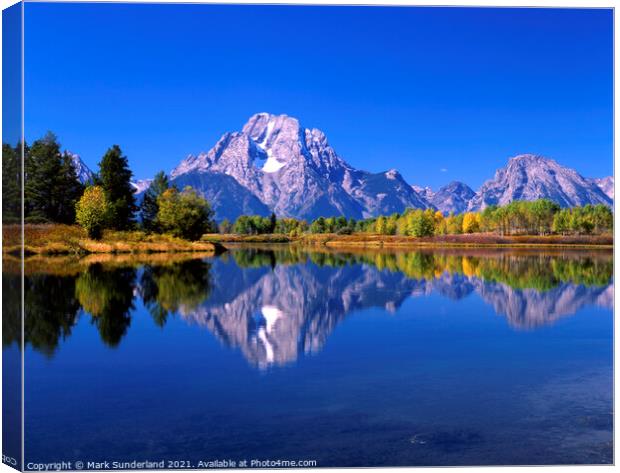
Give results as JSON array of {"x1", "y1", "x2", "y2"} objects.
[
  {"x1": 225, "y1": 199, "x2": 612, "y2": 237},
  {"x1": 2, "y1": 135, "x2": 216, "y2": 240},
  {"x1": 3, "y1": 135, "x2": 613, "y2": 240}
]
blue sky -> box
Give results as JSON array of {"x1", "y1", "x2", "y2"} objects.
[{"x1": 23, "y1": 4, "x2": 612, "y2": 189}]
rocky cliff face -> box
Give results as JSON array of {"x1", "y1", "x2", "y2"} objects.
[
  {"x1": 430, "y1": 181, "x2": 476, "y2": 214},
  {"x1": 67, "y1": 152, "x2": 95, "y2": 184},
  {"x1": 590, "y1": 176, "x2": 614, "y2": 200},
  {"x1": 468, "y1": 154, "x2": 612, "y2": 211},
  {"x1": 412, "y1": 185, "x2": 434, "y2": 201},
  {"x1": 170, "y1": 113, "x2": 431, "y2": 221},
  {"x1": 69, "y1": 116, "x2": 613, "y2": 221}
]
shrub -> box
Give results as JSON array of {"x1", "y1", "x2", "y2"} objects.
[
  {"x1": 156, "y1": 187, "x2": 215, "y2": 241},
  {"x1": 75, "y1": 186, "x2": 109, "y2": 239}
]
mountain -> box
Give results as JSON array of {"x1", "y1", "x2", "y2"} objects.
[
  {"x1": 131, "y1": 179, "x2": 152, "y2": 194},
  {"x1": 170, "y1": 113, "x2": 431, "y2": 221},
  {"x1": 467, "y1": 154, "x2": 613, "y2": 211},
  {"x1": 430, "y1": 181, "x2": 476, "y2": 214},
  {"x1": 590, "y1": 176, "x2": 614, "y2": 200},
  {"x1": 70, "y1": 116, "x2": 613, "y2": 221},
  {"x1": 67, "y1": 152, "x2": 95, "y2": 184},
  {"x1": 67, "y1": 154, "x2": 153, "y2": 199},
  {"x1": 172, "y1": 171, "x2": 271, "y2": 219},
  {"x1": 412, "y1": 185, "x2": 434, "y2": 202}
]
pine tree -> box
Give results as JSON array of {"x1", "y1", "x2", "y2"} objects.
[
  {"x1": 2, "y1": 142, "x2": 22, "y2": 223},
  {"x1": 25, "y1": 132, "x2": 83, "y2": 223},
  {"x1": 140, "y1": 171, "x2": 170, "y2": 232},
  {"x1": 98, "y1": 145, "x2": 137, "y2": 230},
  {"x1": 57, "y1": 152, "x2": 85, "y2": 223}
]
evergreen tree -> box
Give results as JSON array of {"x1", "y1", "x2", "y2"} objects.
[
  {"x1": 2, "y1": 142, "x2": 22, "y2": 223},
  {"x1": 140, "y1": 171, "x2": 170, "y2": 232},
  {"x1": 58, "y1": 152, "x2": 85, "y2": 224},
  {"x1": 98, "y1": 145, "x2": 137, "y2": 230},
  {"x1": 25, "y1": 132, "x2": 83, "y2": 223}
]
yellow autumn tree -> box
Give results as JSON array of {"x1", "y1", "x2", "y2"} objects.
[
  {"x1": 75, "y1": 186, "x2": 109, "y2": 239},
  {"x1": 375, "y1": 216, "x2": 387, "y2": 235},
  {"x1": 462, "y1": 212, "x2": 481, "y2": 234},
  {"x1": 433, "y1": 211, "x2": 446, "y2": 235}
]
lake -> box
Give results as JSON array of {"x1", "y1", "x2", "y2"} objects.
[{"x1": 5, "y1": 247, "x2": 613, "y2": 467}]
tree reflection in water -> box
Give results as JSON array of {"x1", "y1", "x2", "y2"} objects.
[
  {"x1": 139, "y1": 259, "x2": 211, "y2": 327},
  {"x1": 75, "y1": 264, "x2": 136, "y2": 347},
  {"x1": 6, "y1": 248, "x2": 613, "y2": 363}
]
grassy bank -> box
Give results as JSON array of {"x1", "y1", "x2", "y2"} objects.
[
  {"x1": 202, "y1": 233, "x2": 294, "y2": 243},
  {"x1": 204, "y1": 232, "x2": 613, "y2": 248},
  {"x1": 5, "y1": 226, "x2": 612, "y2": 256},
  {"x1": 4, "y1": 224, "x2": 225, "y2": 255}
]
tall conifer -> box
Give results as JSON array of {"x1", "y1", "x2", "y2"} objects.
[{"x1": 98, "y1": 145, "x2": 137, "y2": 230}]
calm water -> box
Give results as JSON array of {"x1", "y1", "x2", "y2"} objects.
[{"x1": 5, "y1": 247, "x2": 614, "y2": 466}]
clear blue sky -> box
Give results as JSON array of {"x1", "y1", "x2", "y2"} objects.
[{"x1": 23, "y1": 4, "x2": 612, "y2": 189}]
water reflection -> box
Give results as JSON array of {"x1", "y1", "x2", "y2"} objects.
[
  {"x1": 139, "y1": 259, "x2": 211, "y2": 327},
  {"x1": 6, "y1": 248, "x2": 613, "y2": 366}
]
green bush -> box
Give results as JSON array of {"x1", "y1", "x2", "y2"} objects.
[{"x1": 156, "y1": 186, "x2": 215, "y2": 241}]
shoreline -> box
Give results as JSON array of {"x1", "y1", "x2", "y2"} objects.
[
  {"x1": 3, "y1": 225, "x2": 613, "y2": 256},
  {"x1": 203, "y1": 232, "x2": 614, "y2": 249},
  {"x1": 3, "y1": 224, "x2": 226, "y2": 256}
]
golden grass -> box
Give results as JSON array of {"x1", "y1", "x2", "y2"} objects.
[
  {"x1": 204, "y1": 231, "x2": 612, "y2": 248},
  {"x1": 3, "y1": 224, "x2": 224, "y2": 255},
  {"x1": 201, "y1": 231, "x2": 614, "y2": 248},
  {"x1": 202, "y1": 233, "x2": 294, "y2": 243},
  {"x1": 3, "y1": 225, "x2": 611, "y2": 258}
]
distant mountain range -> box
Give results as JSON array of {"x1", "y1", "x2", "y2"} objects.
[{"x1": 71, "y1": 113, "x2": 613, "y2": 221}]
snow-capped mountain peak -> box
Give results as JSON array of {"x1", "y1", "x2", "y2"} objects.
[
  {"x1": 169, "y1": 113, "x2": 432, "y2": 220},
  {"x1": 166, "y1": 117, "x2": 613, "y2": 221}
]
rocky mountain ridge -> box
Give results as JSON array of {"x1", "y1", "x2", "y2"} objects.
[{"x1": 71, "y1": 113, "x2": 614, "y2": 220}]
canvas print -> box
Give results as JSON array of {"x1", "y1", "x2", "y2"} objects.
[{"x1": 2, "y1": 2, "x2": 614, "y2": 469}]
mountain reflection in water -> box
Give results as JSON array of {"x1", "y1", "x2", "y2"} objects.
[{"x1": 7, "y1": 248, "x2": 613, "y2": 367}]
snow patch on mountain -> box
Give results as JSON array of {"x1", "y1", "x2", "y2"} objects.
[
  {"x1": 170, "y1": 113, "x2": 432, "y2": 220},
  {"x1": 167, "y1": 117, "x2": 612, "y2": 221}
]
